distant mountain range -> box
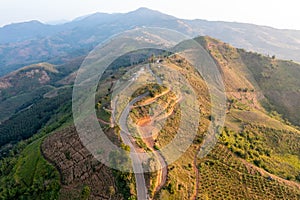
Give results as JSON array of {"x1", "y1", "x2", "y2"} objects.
[{"x1": 1, "y1": 7, "x2": 300, "y2": 76}]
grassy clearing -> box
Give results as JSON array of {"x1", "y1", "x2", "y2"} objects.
[
  {"x1": 0, "y1": 136, "x2": 60, "y2": 199},
  {"x1": 14, "y1": 138, "x2": 44, "y2": 186}
]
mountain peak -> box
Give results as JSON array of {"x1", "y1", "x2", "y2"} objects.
[
  {"x1": 2, "y1": 20, "x2": 45, "y2": 29},
  {"x1": 127, "y1": 7, "x2": 176, "y2": 20},
  {"x1": 135, "y1": 7, "x2": 155, "y2": 12}
]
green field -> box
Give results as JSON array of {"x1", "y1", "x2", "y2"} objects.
[{"x1": 0, "y1": 136, "x2": 60, "y2": 199}]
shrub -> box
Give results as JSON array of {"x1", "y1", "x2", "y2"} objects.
[{"x1": 81, "y1": 186, "x2": 91, "y2": 200}]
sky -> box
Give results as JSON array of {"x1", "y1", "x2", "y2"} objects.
[{"x1": 1, "y1": 0, "x2": 300, "y2": 30}]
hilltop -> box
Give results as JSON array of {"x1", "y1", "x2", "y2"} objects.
[{"x1": 93, "y1": 41, "x2": 300, "y2": 199}]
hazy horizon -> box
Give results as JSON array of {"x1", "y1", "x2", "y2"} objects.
[{"x1": 1, "y1": 0, "x2": 300, "y2": 30}]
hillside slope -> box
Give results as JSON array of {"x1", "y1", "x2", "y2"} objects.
[
  {"x1": 93, "y1": 44, "x2": 300, "y2": 199},
  {"x1": 0, "y1": 36, "x2": 300, "y2": 199},
  {"x1": 199, "y1": 36, "x2": 300, "y2": 126}
]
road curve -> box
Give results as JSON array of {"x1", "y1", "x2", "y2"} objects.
[
  {"x1": 118, "y1": 92, "x2": 149, "y2": 200},
  {"x1": 115, "y1": 64, "x2": 166, "y2": 199}
]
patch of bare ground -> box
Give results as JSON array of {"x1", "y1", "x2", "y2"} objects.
[
  {"x1": 42, "y1": 126, "x2": 123, "y2": 200},
  {"x1": 131, "y1": 95, "x2": 180, "y2": 197}
]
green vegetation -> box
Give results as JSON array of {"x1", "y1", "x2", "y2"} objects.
[
  {"x1": 132, "y1": 83, "x2": 168, "y2": 99},
  {"x1": 80, "y1": 186, "x2": 91, "y2": 200},
  {"x1": 0, "y1": 88, "x2": 72, "y2": 149},
  {"x1": 0, "y1": 86, "x2": 52, "y2": 122},
  {"x1": 197, "y1": 145, "x2": 300, "y2": 199},
  {"x1": 109, "y1": 148, "x2": 137, "y2": 200},
  {"x1": 220, "y1": 125, "x2": 300, "y2": 181},
  {"x1": 0, "y1": 56, "x2": 82, "y2": 147},
  {"x1": 0, "y1": 85, "x2": 73, "y2": 199},
  {"x1": 112, "y1": 169, "x2": 137, "y2": 200},
  {"x1": 0, "y1": 137, "x2": 60, "y2": 199}
]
